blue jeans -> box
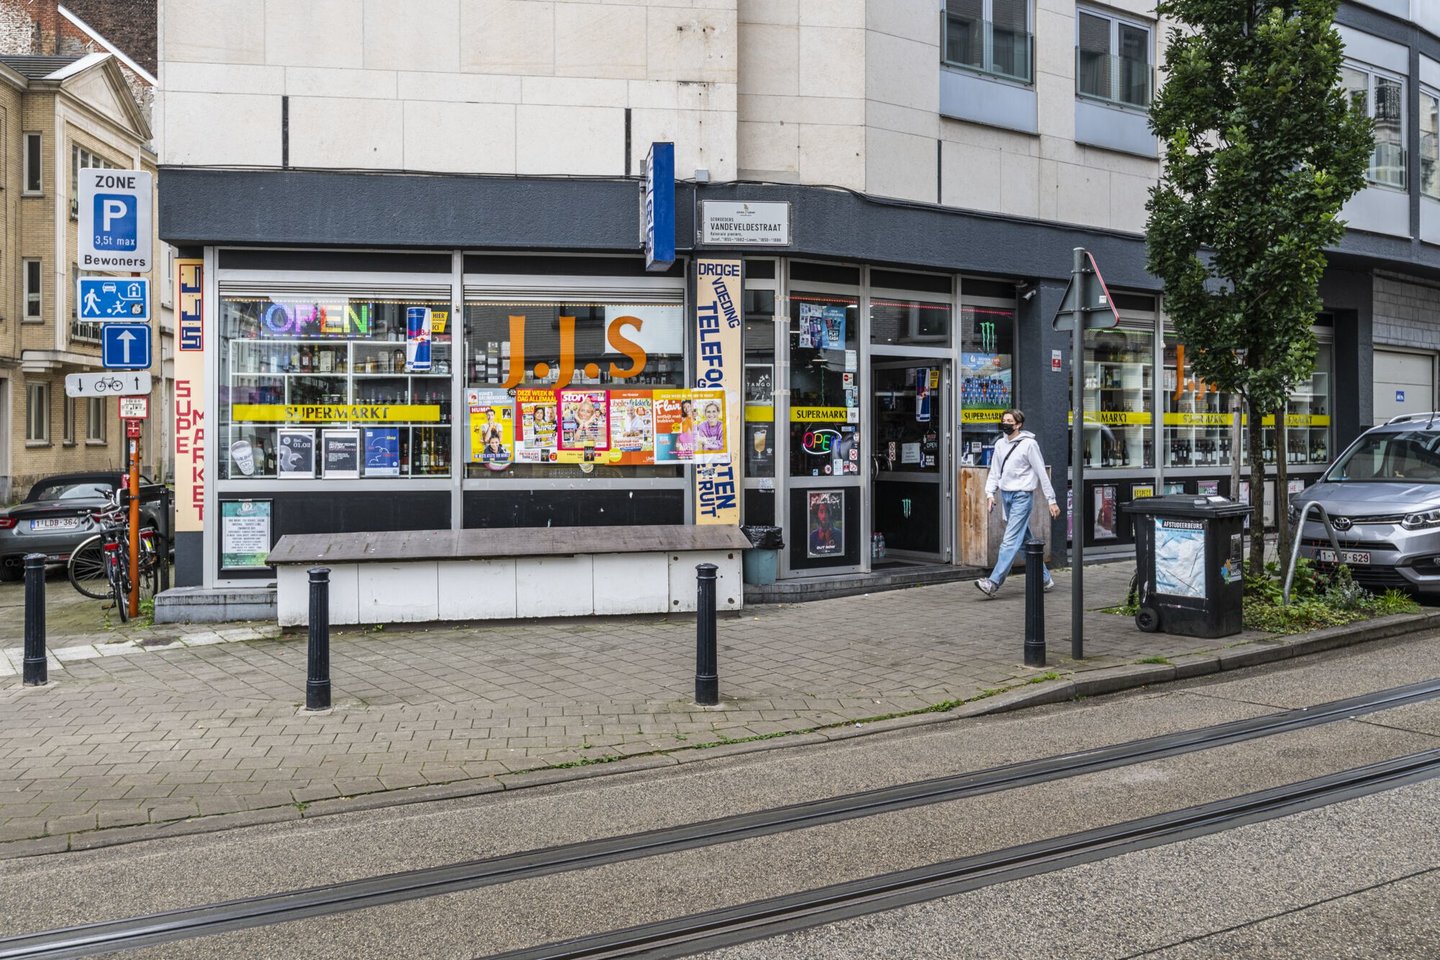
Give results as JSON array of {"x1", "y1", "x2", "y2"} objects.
[{"x1": 989, "y1": 489, "x2": 1050, "y2": 588}]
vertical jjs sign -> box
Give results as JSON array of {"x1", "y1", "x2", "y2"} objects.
[
  {"x1": 174, "y1": 259, "x2": 205, "y2": 533},
  {"x1": 694, "y1": 259, "x2": 743, "y2": 525}
]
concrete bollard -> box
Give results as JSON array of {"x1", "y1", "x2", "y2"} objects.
[
  {"x1": 695, "y1": 563, "x2": 719, "y2": 706},
  {"x1": 306, "y1": 567, "x2": 331, "y2": 711},
  {"x1": 23, "y1": 554, "x2": 47, "y2": 686},
  {"x1": 1024, "y1": 539, "x2": 1046, "y2": 668}
]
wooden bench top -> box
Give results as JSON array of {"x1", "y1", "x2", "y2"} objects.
[{"x1": 268, "y1": 524, "x2": 755, "y2": 565}]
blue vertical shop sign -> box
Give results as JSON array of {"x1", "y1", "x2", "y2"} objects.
[{"x1": 645, "y1": 142, "x2": 676, "y2": 272}]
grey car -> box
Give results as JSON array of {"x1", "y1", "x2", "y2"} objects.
[
  {"x1": 1291, "y1": 412, "x2": 1440, "y2": 596},
  {"x1": 0, "y1": 473, "x2": 166, "y2": 581}
]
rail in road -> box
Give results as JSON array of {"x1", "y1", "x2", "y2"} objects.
[{"x1": 4, "y1": 678, "x2": 1439, "y2": 960}]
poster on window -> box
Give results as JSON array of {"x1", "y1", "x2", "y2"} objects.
[
  {"x1": 276, "y1": 429, "x2": 315, "y2": 480},
  {"x1": 467, "y1": 388, "x2": 514, "y2": 467},
  {"x1": 655, "y1": 389, "x2": 727, "y2": 463},
  {"x1": 609, "y1": 390, "x2": 655, "y2": 458},
  {"x1": 515, "y1": 388, "x2": 557, "y2": 463},
  {"x1": 364, "y1": 427, "x2": 401, "y2": 477},
  {"x1": 1093, "y1": 484, "x2": 1118, "y2": 540},
  {"x1": 558, "y1": 389, "x2": 609, "y2": 455},
  {"x1": 807, "y1": 489, "x2": 845, "y2": 559},
  {"x1": 323, "y1": 429, "x2": 360, "y2": 479},
  {"x1": 799, "y1": 302, "x2": 846, "y2": 351},
  {"x1": 220, "y1": 500, "x2": 271, "y2": 570}
]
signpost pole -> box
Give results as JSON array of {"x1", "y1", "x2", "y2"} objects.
[
  {"x1": 1070, "y1": 247, "x2": 1086, "y2": 661},
  {"x1": 128, "y1": 430, "x2": 141, "y2": 619}
]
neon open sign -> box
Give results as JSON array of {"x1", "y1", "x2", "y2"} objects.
[{"x1": 802, "y1": 428, "x2": 841, "y2": 456}]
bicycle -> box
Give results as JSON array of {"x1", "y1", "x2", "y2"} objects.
[{"x1": 67, "y1": 489, "x2": 162, "y2": 616}]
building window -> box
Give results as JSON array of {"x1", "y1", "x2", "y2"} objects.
[
  {"x1": 86, "y1": 397, "x2": 108, "y2": 442},
  {"x1": 70, "y1": 144, "x2": 117, "y2": 217},
  {"x1": 26, "y1": 383, "x2": 49, "y2": 442},
  {"x1": 1076, "y1": 9, "x2": 1153, "y2": 108},
  {"x1": 23, "y1": 259, "x2": 42, "y2": 320},
  {"x1": 1343, "y1": 62, "x2": 1406, "y2": 189},
  {"x1": 23, "y1": 133, "x2": 41, "y2": 193},
  {"x1": 943, "y1": 0, "x2": 1032, "y2": 84},
  {"x1": 62, "y1": 396, "x2": 76, "y2": 444},
  {"x1": 1421, "y1": 88, "x2": 1439, "y2": 200}
]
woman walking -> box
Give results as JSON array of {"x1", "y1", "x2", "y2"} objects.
[{"x1": 975, "y1": 408, "x2": 1060, "y2": 597}]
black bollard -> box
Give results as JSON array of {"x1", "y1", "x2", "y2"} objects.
[
  {"x1": 695, "y1": 563, "x2": 719, "y2": 706},
  {"x1": 23, "y1": 554, "x2": 47, "y2": 686},
  {"x1": 1023, "y1": 539, "x2": 1046, "y2": 668},
  {"x1": 306, "y1": 567, "x2": 331, "y2": 711}
]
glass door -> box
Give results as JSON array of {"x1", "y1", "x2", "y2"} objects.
[{"x1": 871, "y1": 360, "x2": 951, "y2": 563}]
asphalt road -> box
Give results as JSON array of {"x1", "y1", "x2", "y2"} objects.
[{"x1": 1, "y1": 628, "x2": 1437, "y2": 959}]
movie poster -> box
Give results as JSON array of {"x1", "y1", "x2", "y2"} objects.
[
  {"x1": 806, "y1": 489, "x2": 845, "y2": 558},
  {"x1": 467, "y1": 388, "x2": 514, "y2": 467},
  {"x1": 1093, "y1": 484, "x2": 1118, "y2": 540},
  {"x1": 515, "y1": 388, "x2": 557, "y2": 463},
  {"x1": 559, "y1": 389, "x2": 609, "y2": 455},
  {"x1": 609, "y1": 390, "x2": 655, "y2": 458}
]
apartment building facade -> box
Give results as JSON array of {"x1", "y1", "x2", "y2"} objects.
[{"x1": 155, "y1": 0, "x2": 1440, "y2": 591}]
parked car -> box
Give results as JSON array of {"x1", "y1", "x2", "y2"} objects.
[
  {"x1": 0, "y1": 473, "x2": 167, "y2": 581},
  {"x1": 1290, "y1": 412, "x2": 1440, "y2": 596}
]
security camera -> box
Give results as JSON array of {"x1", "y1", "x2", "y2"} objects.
[{"x1": 1021, "y1": 288, "x2": 1037, "y2": 301}]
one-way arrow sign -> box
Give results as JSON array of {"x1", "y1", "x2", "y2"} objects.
[
  {"x1": 101, "y1": 322, "x2": 151, "y2": 370},
  {"x1": 1052, "y1": 250, "x2": 1120, "y2": 331}
]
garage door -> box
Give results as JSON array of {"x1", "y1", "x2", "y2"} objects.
[{"x1": 1373, "y1": 350, "x2": 1435, "y2": 425}]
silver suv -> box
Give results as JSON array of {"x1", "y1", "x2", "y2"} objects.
[{"x1": 1291, "y1": 412, "x2": 1440, "y2": 596}]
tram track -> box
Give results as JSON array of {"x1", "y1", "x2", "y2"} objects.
[{"x1": 2, "y1": 678, "x2": 1437, "y2": 960}]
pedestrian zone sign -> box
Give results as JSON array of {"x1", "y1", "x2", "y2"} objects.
[
  {"x1": 78, "y1": 277, "x2": 149, "y2": 321},
  {"x1": 101, "y1": 322, "x2": 151, "y2": 370},
  {"x1": 78, "y1": 169, "x2": 152, "y2": 271}
]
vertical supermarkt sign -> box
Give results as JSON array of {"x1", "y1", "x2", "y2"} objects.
[
  {"x1": 174, "y1": 259, "x2": 205, "y2": 533},
  {"x1": 693, "y1": 259, "x2": 743, "y2": 525},
  {"x1": 78, "y1": 169, "x2": 152, "y2": 271}
]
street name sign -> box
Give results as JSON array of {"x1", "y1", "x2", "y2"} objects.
[
  {"x1": 65, "y1": 371, "x2": 152, "y2": 398},
  {"x1": 101, "y1": 322, "x2": 151, "y2": 370},
  {"x1": 77, "y1": 277, "x2": 150, "y2": 321},
  {"x1": 78, "y1": 169, "x2": 152, "y2": 271}
]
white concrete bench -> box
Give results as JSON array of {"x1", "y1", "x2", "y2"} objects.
[{"x1": 268, "y1": 525, "x2": 749, "y2": 626}]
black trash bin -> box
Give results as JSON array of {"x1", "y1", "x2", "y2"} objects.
[
  {"x1": 1123, "y1": 494, "x2": 1251, "y2": 639},
  {"x1": 740, "y1": 525, "x2": 784, "y2": 586}
]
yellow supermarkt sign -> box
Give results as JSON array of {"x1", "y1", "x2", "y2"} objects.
[
  {"x1": 232, "y1": 404, "x2": 442, "y2": 423},
  {"x1": 961, "y1": 407, "x2": 1005, "y2": 424},
  {"x1": 790, "y1": 406, "x2": 849, "y2": 422},
  {"x1": 1066, "y1": 411, "x2": 1153, "y2": 426}
]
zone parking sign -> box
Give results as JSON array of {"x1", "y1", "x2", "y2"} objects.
[{"x1": 78, "y1": 169, "x2": 152, "y2": 271}]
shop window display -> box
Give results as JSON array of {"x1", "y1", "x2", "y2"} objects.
[
  {"x1": 462, "y1": 300, "x2": 686, "y2": 479},
  {"x1": 1080, "y1": 326, "x2": 1154, "y2": 469},
  {"x1": 958, "y1": 303, "x2": 1014, "y2": 465},
  {"x1": 219, "y1": 295, "x2": 453, "y2": 480},
  {"x1": 788, "y1": 293, "x2": 860, "y2": 478}
]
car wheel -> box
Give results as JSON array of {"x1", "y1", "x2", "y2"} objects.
[{"x1": 0, "y1": 557, "x2": 22, "y2": 583}]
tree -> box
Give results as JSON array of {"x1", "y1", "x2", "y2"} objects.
[{"x1": 1147, "y1": 0, "x2": 1372, "y2": 574}]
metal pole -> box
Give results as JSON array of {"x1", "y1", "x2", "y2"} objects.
[
  {"x1": 158, "y1": 487, "x2": 171, "y2": 593},
  {"x1": 23, "y1": 554, "x2": 47, "y2": 686},
  {"x1": 306, "y1": 567, "x2": 331, "y2": 711},
  {"x1": 695, "y1": 563, "x2": 719, "y2": 706},
  {"x1": 128, "y1": 436, "x2": 141, "y2": 618},
  {"x1": 1023, "y1": 539, "x2": 1046, "y2": 667},
  {"x1": 1070, "y1": 247, "x2": 1086, "y2": 661}
]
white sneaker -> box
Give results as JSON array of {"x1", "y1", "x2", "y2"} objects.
[
  {"x1": 975, "y1": 578, "x2": 998, "y2": 598},
  {"x1": 1044, "y1": 578, "x2": 1055, "y2": 593}
]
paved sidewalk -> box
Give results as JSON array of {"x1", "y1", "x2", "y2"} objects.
[{"x1": 0, "y1": 563, "x2": 1433, "y2": 856}]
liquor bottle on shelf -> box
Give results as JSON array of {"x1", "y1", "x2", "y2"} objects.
[
  {"x1": 300, "y1": 345, "x2": 312, "y2": 372},
  {"x1": 1100, "y1": 438, "x2": 1112, "y2": 468},
  {"x1": 264, "y1": 440, "x2": 277, "y2": 475},
  {"x1": 1143, "y1": 439, "x2": 1153, "y2": 468},
  {"x1": 1120, "y1": 438, "x2": 1131, "y2": 466},
  {"x1": 1313, "y1": 435, "x2": 1328, "y2": 463}
]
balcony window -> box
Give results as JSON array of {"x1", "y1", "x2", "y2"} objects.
[
  {"x1": 23, "y1": 133, "x2": 41, "y2": 194},
  {"x1": 1343, "y1": 62, "x2": 1406, "y2": 190},
  {"x1": 1077, "y1": 9, "x2": 1153, "y2": 109},
  {"x1": 23, "y1": 259, "x2": 41, "y2": 320},
  {"x1": 943, "y1": 0, "x2": 1032, "y2": 84},
  {"x1": 1421, "y1": 88, "x2": 1439, "y2": 200}
]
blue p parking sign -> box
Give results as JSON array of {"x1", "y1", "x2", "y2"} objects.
[{"x1": 93, "y1": 194, "x2": 138, "y2": 252}]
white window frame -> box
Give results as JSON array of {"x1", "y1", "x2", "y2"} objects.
[
  {"x1": 70, "y1": 144, "x2": 116, "y2": 218},
  {"x1": 1344, "y1": 60, "x2": 1407, "y2": 190},
  {"x1": 1076, "y1": 7, "x2": 1154, "y2": 109},
  {"x1": 62, "y1": 396, "x2": 76, "y2": 445},
  {"x1": 86, "y1": 396, "x2": 108, "y2": 443},
  {"x1": 23, "y1": 259, "x2": 42, "y2": 321},
  {"x1": 26, "y1": 382, "x2": 50, "y2": 443},
  {"x1": 23, "y1": 132, "x2": 42, "y2": 195}
]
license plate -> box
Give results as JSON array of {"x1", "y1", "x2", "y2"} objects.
[
  {"x1": 29, "y1": 517, "x2": 79, "y2": 531},
  {"x1": 1317, "y1": 548, "x2": 1371, "y2": 565}
]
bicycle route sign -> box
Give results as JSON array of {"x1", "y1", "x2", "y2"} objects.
[{"x1": 64, "y1": 371, "x2": 152, "y2": 398}]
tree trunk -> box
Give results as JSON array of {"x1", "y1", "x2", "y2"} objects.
[
  {"x1": 1275, "y1": 413, "x2": 1290, "y2": 577},
  {"x1": 1247, "y1": 395, "x2": 1267, "y2": 576}
]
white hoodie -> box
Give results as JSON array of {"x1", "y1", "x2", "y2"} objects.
[{"x1": 984, "y1": 429, "x2": 1057, "y2": 505}]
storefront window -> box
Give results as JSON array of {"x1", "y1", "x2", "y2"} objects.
[
  {"x1": 1257, "y1": 342, "x2": 1332, "y2": 467},
  {"x1": 218, "y1": 294, "x2": 453, "y2": 480},
  {"x1": 959, "y1": 303, "x2": 1014, "y2": 465},
  {"x1": 788, "y1": 292, "x2": 860, "y2": 478},
  {"x1": 1162, "y1": 340, "x2": 1235, "y2": 469},
  {"x1": 744, "y1": 288, "x2": 777, "y2": 480},
  {"x1": 462, "y1": 299, "x2": 685, "y2": 479},
  {"x1": 870, "y1": 296, "x2": 952, "y2": 346},
  {"x1": 1083, "y1": 325, "x2": 1155, "y2": 468}
]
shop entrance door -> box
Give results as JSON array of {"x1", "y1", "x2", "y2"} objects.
[{"x1": 871, "y1": 360, "x2": 951, "y2": 563}]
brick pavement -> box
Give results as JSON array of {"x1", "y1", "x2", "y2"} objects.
[{"x1": 0, "y1": 561, "x2": 1410, "y2": 853}]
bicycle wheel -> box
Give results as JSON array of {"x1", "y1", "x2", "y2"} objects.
[
  {"x1": 105, "y1": 547, "x2": 130, "y2": 623},
  {"x1": 68, "y1": 535, "x2": 111, "y2": 600}
]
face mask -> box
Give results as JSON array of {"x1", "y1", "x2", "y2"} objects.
[{"x1": 1000, "y1": 423, "x2": 1017, "y2": 436}]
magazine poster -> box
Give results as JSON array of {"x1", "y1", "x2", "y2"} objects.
[
  {"x1": 799, "y1": 303, "x2": 847, "y2": 351},
  {"x1": 467, "y1": 388, "x2": 515, "y2": 467},
  {"x1": 515, "y1": 388, "x2": 558, "y2": 463},
  {"x1": 690, "y1": 389, "x2": 728, "y2": 464},
  {"x1": 806, "y1": 489, "x2": 845, "y2": 558},
  {"x1": 558, "y1": 389, "x2": 609, "y2": 456},
  {"x1": 276, "y1": 429, "x2": 315, "y2": 479},
  {"x1": 1093, "y1": 484, "x2": 1118, "y2": 540},
  {"x1": 654, "y1": 389, "x2": 696, "y2": 462},
  {"x1": 363, "y1": 427, "x2": 401, "y2": 477},
  {"x1": 323, "y1": 429, "x2": 361, "y2": 479},
  {"x1": 608, "y1": 390, "x2": 655, "y2": 462}
]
